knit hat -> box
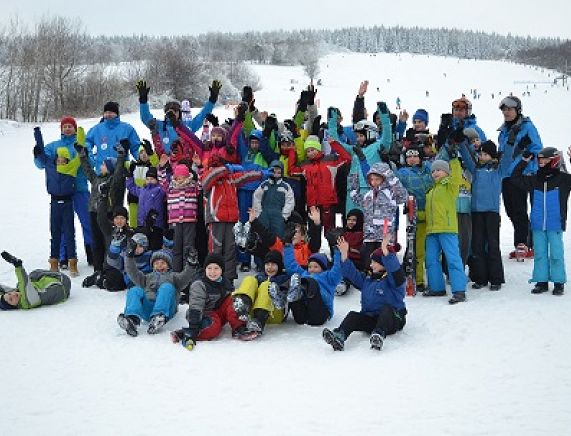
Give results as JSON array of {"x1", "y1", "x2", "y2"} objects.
[
  {"x1": 370, "y1": 248, "x2": 385, "y2": 266},
  {"x1": 60, "y1": 116, "x2": 77, "y2": 130},
  {"x1": 463, "y1": 128, "x2": 480, "y2": 142},
  {"x1": 204, "y1": 253, "x2": 225, "y2": 272},
  {"x1": 103, "y1": 157, "x2": 117, "y2": 174},
  {"x1": 0, "y1": 293, "x2": 18, "y2": 310},
  {"x1": 308, "y1": 253, "x2": 328, "y2": 271},
  {"x1": 173, "y1": 164, "x2": 190, "y2": 178},
  {"x1": 112, "y1": 206, "x2": 129, "y2": 220},
  {"x1": 287, "y1": 211, "x2": 305, "y2": 226},
  {"x1": 131, "y1": 233, "x2": 149, "y2": 249},
  {"x1": 431, "y1": 159, "x2": 450, "y2": 175},
  {"x1": 151, "y1": 249, "x2": 173, "y2": 270},
  {"x1": 269, "y1": 160, "x2": 284, "y2": 172},
  {"x1": 304, "y1": 135, "x2": 322, "y2": 152},
  {"x1": 145, "y1": 167, "x2": 158, "y2": 180},
  {"x1": 103, "y1": 101, "x2": 119, "y2": 115},
  {"x1": 412, "y1": 109, "x2": 429, "y2": 126},
  {"x1": 264, "y1": 250, "x2": 285, "y2": 273},
  {"x1": 480, "y1": 140, "x2": 498, "y2": 159}
]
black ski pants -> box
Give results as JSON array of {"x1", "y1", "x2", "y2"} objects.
[
  {"x1": 502, "y1": 177, "x2": 532, "y2": 248},
  {"x1": 289, "y1": 278, "x2": 330, "y2": 326},
  {"x1": 338, "y1": 305, "x2": 407, "y2": 338},
  {"x1": 469, "y1": 212, "x2": 504, "y2": 285}
]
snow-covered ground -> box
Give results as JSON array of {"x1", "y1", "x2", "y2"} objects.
[{"x1": 1, "y1": 52, "x2": 570, "y2": 435}]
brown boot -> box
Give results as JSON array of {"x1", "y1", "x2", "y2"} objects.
[
  {"x1": 48, "y1": 258, "x2": 59, "y2": 272},
  {"x1": 68, "y1": 258, "x2": 79, "y2": 277}
]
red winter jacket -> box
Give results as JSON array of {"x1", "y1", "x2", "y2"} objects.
[
  {"x1": 201, "y1": 165, "x2": 261, "y2": 223},
  {"x1": 288, "y1": 140, "x2": 351, "y2": 207}
]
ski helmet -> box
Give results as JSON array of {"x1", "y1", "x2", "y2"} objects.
[
  {"x1": 451, "y1": 97, "x2": 472, "y2": 116},
  {"x1": 131, "y1": 233, "x2": 149, "y2": 250},
  {"x1": 353, "y1": 119, "x2": 379, "y2": 145},
  {"x1": 499, "y1": 96, "x2": 522, "y2": 114},
  {"x1": 537, "y1": 147, "x2": 562, "y2": 169}
]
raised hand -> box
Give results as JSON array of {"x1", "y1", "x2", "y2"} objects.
[
  {"x1": 136, "y1": 80, "x2": 150, "y2": 104},
  {"x1": 358, "y1": 80, "x2": 369, "y2": 97}
]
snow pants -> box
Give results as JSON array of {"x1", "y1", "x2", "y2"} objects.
[
  {"x1": 233, "y1": 276, "x2": 286, "y2": 324},
  {"x1": 531, "y1": 230, "x2": 566, "y2": 284},
  {"x1": 124, "y1": 283, "x2": 177, "y2": 322},
  {"x1": 503, "y1": 177, "x2": 532, "y2": 248},
  {"x1": 195, "y1": 295, "x2": 245, "y2": 340},
  {"x1": 338, "y1": 306, "x2": 407, "y2": 338},
  {"x1": 289, "y1": 277, "x2": 330, "y2": 326},
  {"x1": 50, "y1": 198, "x2": 76, "y2": 260},
  {"x1": 469, "y1": 212, "x2": 504, "y2": 285},
  {"x1": 426, "y1": 233, "x2": 467, "y2": 293},
  {"x1": 59, "y1": 191, "x2": 91, "y2": 261},
  {"x1": 172, "y1": 222, "x2": 196, "y2": 272}
]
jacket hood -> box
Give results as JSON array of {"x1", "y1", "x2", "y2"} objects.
[{"x1": 345, "y1": 208, "x2": 364, "y2": 232}]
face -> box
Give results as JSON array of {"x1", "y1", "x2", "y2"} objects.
[
  {"x1": 292, "y1": 224, "x2": 304, "y2": 245},
  {"x1": 61, "y1": 123, "x2": 76, "y2": 136},
  {"x1": 113, "y1": 215, "x2": 127, "y2": 228},
  {"x1": 479, "y1": 151, "x2": 492, "y2": 163},
  {"x1": 100, "y1": 163, "x2": 109, "y2": 175},
  {"x1": 139, "y1": 150, "x2": 149, "y2": 162},
  {"x1": 307, "y1": 261, "x2": 323, "y2": 274},
  {"x1": 406, "y1": 155, "x2": 421, "y2": 166},
  {"x1": 153, "y1": 259, "x2": 169, "y2": 273},
  {"x1": 452, "y1": 106, "x2": 467, "y2": 120},
  {"x1": 305, "y1": 147, "x2": 319, "y2": 159},
  {"x1": 56, "y1": 156, "x2": 69, "y2": 166},
  {"x1": 271, "y1": 166, "x2": 282, "y2": 178},
  {"x1": 413, "y1": 119, "x2": 427, "y2": 131},
  {"x1": 173, "y1": 175, "x2": 187, "y2": 183},
  {"x1": 146, "y1": 177, "x2": 158, "y2": 185},
  {"x1": 432, "y1": 168, "x2": 447, "y2": 181},
  {"x1": 135, "y1": 245, "x2": 145, "y2": 256},
  {"x1": 370, "y1": 259, "x2": 385, "y2": 274},
  {"x1": 471, "y1": 138, "x2": 482, "y2": 149},
  {"x1": 346, "y1": 215, "x2": 357, "y2": 229},
  {"x1": 279, "y1": 141, "x2": 294, "y2": 154},
  {"x1": 368, "y1": 173, "x2": 384, "y2": 189},
  {"x1": 356, "y1": 132, "x2": 366, "y2": 146},
  {"x1": 538, "y1": 157, "x2": 551, "y2": 167},
  {"x1": 249, "y1": 138, "x2": 260, "y2": 151},
  {"x1": 211, "y1": 131, "x2": 224, "y2": 144},
  {"x1": 103, "y1": 111, "x2": 117, "y2": 120},
  {"x1": 3, "y1": 291, "x2": 20, "y2": 307},
  {"x1": 264, "y1": 262, "x2": 279, "y2": 277},
  {"x1": 205, "y1": 263, "x2": 223, "y2": 281},
  {"x1": 502, "y1": 106, "x2": 518, "y2": 122}
]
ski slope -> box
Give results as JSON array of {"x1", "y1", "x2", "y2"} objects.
[{"x1": 1, "y1": 52, "x2": 570, "y2": 435}]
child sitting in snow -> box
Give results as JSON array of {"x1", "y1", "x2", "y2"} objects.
[
  {"x1": 0, "y1": 251, "x2": 71, "y2": 310},
  {"x1": 231, "y1": 250, "x2": 291, "y2": 340},
  {"x1": 104, "y1": 232, "x2": 152, "y2": 291},
  {"x1": 116, "y1": 243, "x2": 197, "y2": 337},
  {"x1": 322, "y1": 236, "x2": 407, "y2": 351},
  {"x1": 170, "y1": 253, "x2": 246, "y2": 350}
]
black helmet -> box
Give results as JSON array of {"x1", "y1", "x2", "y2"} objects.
[{"x1": 537, "y1": 147, "x2": 561, "y2": 169}]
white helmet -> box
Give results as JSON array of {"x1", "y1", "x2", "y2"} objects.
[{"x1": 353, "y1": 119, "x2": 378, "y2": 145}]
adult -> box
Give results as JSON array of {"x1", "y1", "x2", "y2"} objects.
[
  {"x1": 85, "y1": 101, "x2": 140, "y2": 174},
  {"x1": 136, "y1": 79, "x2": 221, "y2": 155},
  {"x1": 498, "y1": 96, "x2": 543, "y2": 258}
]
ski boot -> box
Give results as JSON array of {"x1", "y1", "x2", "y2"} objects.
[
  {"x1": 147, "y1": 314, "x2": 166, "y2": 334},
  {"x1": 1, "y1": 251, "x2": 22, "y2": 267},
  {"x1": 82, "y1": 271, "x2": 101, "y2": 288},
  {"x1": 238, "y1": 318, "x2": 263, "y2": 341},
  {"x1": 553, "y1": 283, "x2": 565, "y2": 296},
  {"x1": 471, "y1": 282, "x2": 487, "y2": 289},
  {"x1": 268, "y1": 282, "x2": 287, "y2": 310},
  {"x1": 531, "y1": 282, "x2": 548, "y2": 294},
  {"x1": 335, "y1": 279, "x2": 350, "y2": 296},
  {"x1": 448, "y1": 291, "x2": 467, "y2": 305},
  {"x1": 515, "y1": 243, "x2": 527, "y2": 262},
  {"x1": 286, "y1": 273, "x2": 303, "y2": 303},
  {"x1": 370, "y1": 330, "x2": 385, "y2": 351},
  {"x1": 489, "y1": 284, "x2": 502, "y2": 291},
  {"x1": 117, "y1": 314, "x2": 140, "y2": 337},
  {"x1": 232, "y1": 295, "x2": 252, "y2": 322},
  {"x1": 422, "y1": 289, "x2": 447, "y2": 297},
  {"x1": 322, "y1": 328, "x2": 346, "y2": 351}
]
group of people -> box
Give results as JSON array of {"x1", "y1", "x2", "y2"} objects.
[{"x1": 2, "y1": 77, "x2": 570, "y2": 353}]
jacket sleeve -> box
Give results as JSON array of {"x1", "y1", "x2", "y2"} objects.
[
  {"x1": 283, "y1": 183, "x2": 295, "y2": 220},
  {"x1": 283, "y1": 245, "x2": 307, "y2": 277},
  {"x1": 252, "y1": 185, "x2": 264, "y2": 214},
  {"x1": 79, "y1": 151, "x2": 97, "y2": 183},
  {"x1": 174, "y1": 263, "x2": 200, "y2": 291},
  {"x1": 258, "y1": 135, "x2": 279, "y2": 164},
  {"x1": 188, "y1": 280, "x2": 208, "y2": 321},
  {"x1": 325, "y1": 250, "x2": 343, "y2": 287},
  {"x1": 139, "y1": 102, "x2": 154, "y2": 127},
  {"x1": 188, "y1": 100, "x2": 214, "y2": 133},
  {"x1": 124, "y1": 256, "x2": 147, "y2": 289},
  {"x1": 250, "y1": 218, "x2": 278, "y2": 251},
  {"x1": 174, "y1": 124, "x2": 205, "y2": 158},
  {"x1": 459, "y1": 142, "x2": 476, "y2": 174},
  {"x1": 15, "y1": 266, "x2": 41, "y2": 309},
  {"x1": 151, "y1": 129, "x2": 166, "y2": 157},
  {"x1": 379, "y1": 112, "x2": 393, "y2": 154},
  {"x1": 340, "y1": 258, "x2": 365, "y2": 289},
  {"x1": 352, "y1": 96, "x2": 365, "y2": 124},
  {"x1": 127, "y1": 127, "x2": 140, "y2": 160},
  {"x1": 126, "y1": 176, "x2": 140, "y2": 197},
  {"x1": 448, "y1": 158, "x2": 462, "y2": 198},
  {"x1": 498, "y1": 143, "x2": 515, "y2": 178},
  {"x1": 307, "y1": 218, "x2": 322, "y2": 254},
  {"x1": 509, "y1": 160, "x2": 535, "y2": 191},
  {"x1": 383, "y1": 253, "x2": 405, "y2": 287},
  {"x1": 201, "y1": 166, "x2": 229, "y2": 194},
  {"x1": 329, "y1": 139, "x2": 352, "y2": 168},
  {"x1": 287, "y1": 149, "x2": 304, "y2": 177},
  {"x1": 304, "y1": 104, "x2": 318, "y2": 133}
]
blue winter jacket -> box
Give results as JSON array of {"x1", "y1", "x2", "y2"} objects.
[
  {"x1": 396, "y1": 162, "x2": 434, "y2": 211},
  {"x1": 284, "y1": 245, "x2": 342, "y2": 318},
  {"x1": 85, "y1": 117, "x2": 140, "y2": 174},
  {"x1": 139, "y1": 101, "x2": 214, "y2": 154},
  {"x1": 459, "y1": 142, "x2": 514, "y2": 212},
  {"x1": 340, "y1": 254, "x2": 406, "y2": 315},
  {"x1": 34, "y1": 134, "x2": 89, "y2": 193},
  {"x1": 36, "y1": 151, "x2": 77, "y2": 198},
  {"x1": 497, "y1": 116, "x2": 543, "y2": 176}
]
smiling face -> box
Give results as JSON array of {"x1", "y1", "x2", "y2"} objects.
[
  {"x1": 264, "y1": 262, "x2": 279, "y2": 277},
  {"x1": 307, "y1": 261, "x2": 323, "y2": 274},
  {"x1": 113, "y1": 215, "x2": 127, "y2": 228},
  {"x1": 103, "y1": 111, "x2": 117, "y2": 120},
  {"x1": 205, "y1": 263, "x2": 223, "y2": 281},
  {"x1": 153, "y1": 259, "x2": 169, "y2": 273},
  {"x1": 305, "y1": 147, "x2": 319, "y2": 160},
  {"x1": 370, "y1": 259, "x2": 385, "y2": 274},
  {"x1": 413, "y1": 119, "x2": 427, "y2": 131},
  {"x1": 368, "y1": 173, "x2": 384, "y2": 189},
  {"x1": 61, "y1": 123, "x2": 76, "y2": 136},
  {"x1": 502, "y1": 106, "x2": 518, "y2": 122},
  {"x1": 3, "y1": 291, "x2": 20, "y2": 307},
  {"x1": 346, "y1": 215, "x2": 358, "y2": 230},
  {"x1": 479, "y1": 151, "x2": 493, "y2": 163},
  {"x1": 432, "y1": 168, "x2": 447, "y2": 181}
]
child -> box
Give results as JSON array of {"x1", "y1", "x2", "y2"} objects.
[
  {"x1": 126, "y1": 166, "x2": 166, "y2": 229},
  {"x1": 322, "y1": 236, "x2": 406, "y2": 351},
  {"x1": 351, "y1": 162, "x2": 408, "y2": 267},
  {"x1": 231, "y1": 250, "x2": 290, "y2": 339},
  {"x1": 422, "y1": 157, "x2": 468, "y2": 304},
  {"x1": 117, "y1": 244, "x2": 197, "y2": 336},
  {"x1": 104, "y1": 232, "x2": 152, "y2": 291},
  {"x1": 170, "y1": 253, "x2": 246, "y2": 350},
  {"x1": 127, "y1": 139, "x2": 159, "y2": 228},
  {"x1": 158, "y1": 156, "x2": 200, "y2": 272},
  {"x1": 459, "y1": 139, "x2": 514, "y2": 290},
  {"x1": 0, "y1": 251, "x2": 71, "y2": 310},
  {"x1": 510, "y1": 147, "x2": 571, "y2": 295},
  {"x1": 335, "y1": 209, "x2": 364, "y2": 295},
  {"x1": 270, "y1": 233, "x2": 342, "y2": 326},
  {"x1": 34, "y1": 130, "x2": 81, "y2": 276}
]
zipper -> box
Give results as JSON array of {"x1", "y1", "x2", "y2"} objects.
[{"x1": 543, "y1": 181, "x2": 547, "y2": 230}]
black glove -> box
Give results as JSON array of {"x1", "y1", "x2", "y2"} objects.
[
  {"x1": 136, "y1": 80, "x2": 150, "y2": 104},
  {"x1": 446, "y1": 143, "x2": 459, "y2": 159},
  {"x1": 325, "y1": 227, "x2": 344, "y2": 249},
  {"x1": 522, "y1": 150, "x2": 534, "y2": 159},
  {"x1": 33, "y1": 144, "x2": 43, "y2": 158},
  {"x1": 440, "y1": 113, "x2": 453, "y2": 128},
  {"x1": 507, "y1": 124, "x2": 522, "y2": 146},
  {"x1": 377, "y1": 102, "x2": 389, "y2": 114},
  {"x1": 145, "y1": 209, "x2": 159, "y2": 228},
  {"x1": 242, "y1": 86, "x2": 253, "y2": 104},
  {"x1": 449, "y1": 127, "x2": 466, "y2": 144},
  {"x1": 307, "y1": 85, "x2": 317, "y2": 105},
  {"x1": 225, "y1": 145, "x2": 235, "y2": 156},
  {"x1": 98, "y1": 182, "x2": 110, "y2": 197},
  {"x1": 352, "y1": 145, "x2": 366, "y2": 161},
  {"x1": 209, "y1": 79, "x2": 222, "y2": 104},
  {"x1": 116, "y1": 139, "x2": 129, "y2": 158},
  {"x1": 284, "y1": 119, "x2": 298, "y2": 136},
  {"x1": 282, "y1": 222, "x2": 297, "y2": 245},
  {"x1": 185, "y1": 248, "x2": 199, "y2": 267},
  {"x1": 517, "y1": 133, "x2": 531, "y2": 150},
  {"x1": 298, "y1": 90, "x2": 310, "y2": 113},
  {"x1": 263, "y1": 116, "x2": 278, "y2": 138},
  {"x1": 125, "y1": 238, "x2": 138, "y2": 257},
  {"x1": 1, "y1": 251, "x2": 22, "y2": 267},
  {"x1": 147, "y1": 118, "x2": 158, "y2": 134},
  {"x1": 311, "y1": 115, "x2": 322, "y2": 136},
  {"x1": 235, "y1": 102, "x2": 248, "y2": 122},
  {"x1": 166, "y1": 109, "x2": 179, "y2": 127},
  {"x1": 141, "y1": 139, "x2": 154, "y2": 156},
  {"x1": 206, "y1": 113, "x2": 219, "y2": 127},
  {"x1": 73, "y1": 142, "x2": 86, "y2": 156}
]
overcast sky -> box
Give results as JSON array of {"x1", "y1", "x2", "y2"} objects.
[{"x1": 1, "y1": 0, "x2": 569, "y2": 40}]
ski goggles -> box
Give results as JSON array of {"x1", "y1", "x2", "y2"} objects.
[{"x1": 499, "y1": 97, "x2": 519, "y2": 109}]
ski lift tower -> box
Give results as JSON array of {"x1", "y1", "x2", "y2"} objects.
[{"x1": 554, "y1": 60, "x2": 570, "y2": 87}]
